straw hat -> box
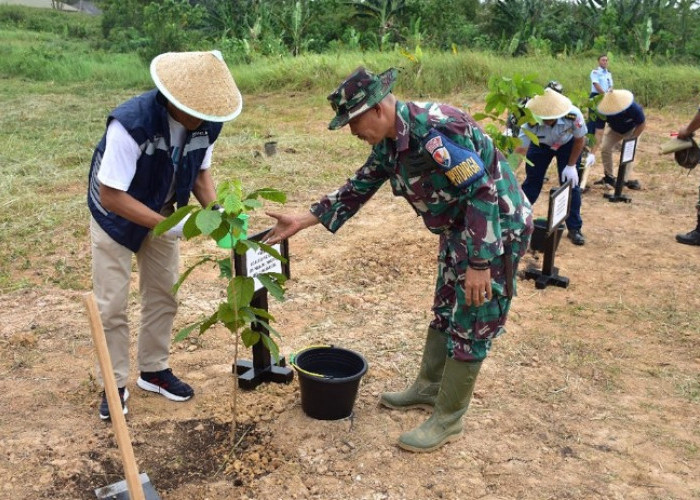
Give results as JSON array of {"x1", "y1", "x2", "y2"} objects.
[
  {"x1": 150, "y1": 51, "x2": 242, "y2": 122},
  {"x1": 660, "y1": 137, "x2": 695, "y2": 154},
  {"x1": 597, "y1": 89, "x2": 634, "y2": 116},
  {"x1": 525, "y1": 88, "x2": 572, "y2": 120}
]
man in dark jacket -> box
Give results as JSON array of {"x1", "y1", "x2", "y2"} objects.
[
  {"x1": 87, "y1": 51, "x2": 242, "y2": 420},
  {"x1": 594, "y1": 89, "x2": 646, "y2": 190},
  {"x1": 264, "y1": 67, "x2": 533, "y2": 452}
]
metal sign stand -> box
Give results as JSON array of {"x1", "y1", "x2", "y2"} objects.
[
  {"x1": 604, "y1": 137, "x2": 638, "y2": 203},
  {"x1": 524, "y1": 182, "x2": 572, "y2": 289},
  {"x1": 232, "y1": 228, "x2": 294, "y2": 390}
]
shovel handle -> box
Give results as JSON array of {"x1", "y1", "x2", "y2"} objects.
[{"x1": 84, "y1": 293, "x2": 146, "y2": 500}]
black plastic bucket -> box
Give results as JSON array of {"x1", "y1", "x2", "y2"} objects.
[
  {"x1": 291, "y1": 346, "x2": 368, "y2": 420},
  {"x1": 529, "y1": 218, "x2": 565, "y2": 253}
]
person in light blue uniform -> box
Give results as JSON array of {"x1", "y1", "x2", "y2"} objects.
[
  {"x1": 516, "y1": 88, "x2": 588, "y2": 246},
  {"x1": 588, "y1": 55, "x2": 613, "y2": 147}
]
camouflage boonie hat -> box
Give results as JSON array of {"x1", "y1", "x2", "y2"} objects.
[{"x1": 327, "y1": 67, "x2": 398, "y2": 130}]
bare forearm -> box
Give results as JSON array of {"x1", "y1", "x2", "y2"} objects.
[
  {"x1": 100, "y1": 185, "x2": 164, "y2": 229},
  {"x1": 192, "y1": 169, "x2": 217, "y2": 208},
  {"x1": 679, "y1": 111, "x2": 700, "y2": 139}
]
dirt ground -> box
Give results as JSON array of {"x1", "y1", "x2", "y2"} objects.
[{"x1": 1, "y1": 102, "x2": 699, "y2": 500}]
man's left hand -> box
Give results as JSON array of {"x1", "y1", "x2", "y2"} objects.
[{"x1": 465, "y1": 267, "x2": 491, "y2": 307}]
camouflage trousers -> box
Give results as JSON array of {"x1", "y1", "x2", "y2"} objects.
[
  {"x1": 695, "y1": 185, "x2": 700, "y2": 212},
  {"x1": 430, "y1": 231, "x2": 526, "y2": 362}
]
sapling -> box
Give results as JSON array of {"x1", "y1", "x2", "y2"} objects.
[{"x1": 154, "y1": 179, "x2": 287, "y2": 447}]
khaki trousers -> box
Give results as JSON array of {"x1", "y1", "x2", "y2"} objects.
[
  {"x1": 601, "y1": 127, "x2": 638, "y2": 180},
  {"x1": 90, "y1": 217, "x2": 179, "y2": 387}
]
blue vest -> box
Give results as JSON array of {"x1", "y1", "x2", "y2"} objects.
[{"x1": 87, "y1": 90, "x2": 222, "y2": 252}]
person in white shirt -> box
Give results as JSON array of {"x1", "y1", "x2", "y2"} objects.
[{"x1": 87, "y1": 51, "x2": 242, "y2": 420}]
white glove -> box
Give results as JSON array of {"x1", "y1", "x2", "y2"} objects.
[
  {"x1": 561, "y1": 165, "x2": 579, "y2": 187},
  {"x1": 585, "y1": 153, "x2": 595, "y2": 168},
  {"x1": 165, "y1": 214, "x2": 190, "y2": 238}
]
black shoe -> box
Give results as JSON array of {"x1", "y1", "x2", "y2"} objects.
[
  {"x1": 676, "y1": 229, "x2": 700, "y2": 246},
  {"x1": 625, "y1": 180, "x2": 641, "y2": 190},
  {"x1": 137, "y1": 368, "x2": 194, "y2": 401},
  {"x1": 567, "y1": 229, "x2": 585, "y2": 246},
  {"x1": 99, "y1": 387, "x2": 129, "y2": 420},
  {"x1": 594, "y1": 175, "x2": 616, "y2": 187}
]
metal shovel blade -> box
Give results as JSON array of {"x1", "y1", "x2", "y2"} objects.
[{"x1": 94, "y1": 472, "x2": 161, "y2": 500}]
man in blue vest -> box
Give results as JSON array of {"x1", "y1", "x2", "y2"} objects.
[
  {"x1": 594, "y1": 90, "x2": 646, "y2": 190},
  {"x1": 87, "y1": 51, "x2": 242, "y2": 420}
]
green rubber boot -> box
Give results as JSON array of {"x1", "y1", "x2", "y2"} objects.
[
  {"x1": 398, "y1": 357, "x2": 482, "y2": 453},
  {"x1": 379, "y1": 328, "x2": 447, "y2": 411}
]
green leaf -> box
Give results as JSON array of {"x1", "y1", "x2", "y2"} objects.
[
  {"x1": 199, "y1": 311, "x2": 219, "y2": 334},
  {"x1": 210, "y1": 221, "x2": 230, "y2": 243},
  {"x1": 238, "y1": 307, "x2": 258, "y2": 323},
  {"x1": 242, "y1": 199, "x2": 263, "y2": 210},
  {"x1": 223, "y1": 195, "x2": 244, "y2": 214},
  {"x1": 260, "y1": 333, "x2": 280, "y2": 362},
  {"x1": 249, "y1": 306, "x2": 275, "y2": 321},
  {"x1": 182, "y1": 211, "x2": 202, "y2": 239},
  {"x1": 257, "y1": 241, "x2": 287, "y2": 263},
  {"x1": 154, "y1": 205, "x2": 196, "y2": 236},
  {"x1": 241, "y1": 327, "x2": 260, "y2": 347},
  {"x1": 252, "y1": 319, "x2": 282, "y2": 340},
  {"x1": 218, "y1": 302, "x2": 236, "y2": 323},
  {"x1": 218, "y1": 257, "x2": 232, "y2": 279},
  {"x1": 523, "y1": 128, "x2": 540, "y2": 146},
  {"x1": 257, "y1": 273, "x2": 285, "y2": 301},
  {"x1": 246, "y1": 187, "x2": 286, "y2": 203},
  {"x1": 195, "y1": 209, "x2": 222, "y2": 235},
  {"x1": 172, "y1": 256, "x2": 214, "y2": 294},
  {"x1": 174, "y1": 321, "x2": 201, "y2": 342},
  {"x1": 229, "y1": 275, "x2": 255, "y2": 309}
]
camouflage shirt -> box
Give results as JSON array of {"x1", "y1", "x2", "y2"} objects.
[{"x1": 310, "y1": 100, "x2": 532, "y2": 262}]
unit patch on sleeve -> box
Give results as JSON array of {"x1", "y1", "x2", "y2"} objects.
[{"x1": 423, "y1": 128, "x2": 486, "y2": 188}]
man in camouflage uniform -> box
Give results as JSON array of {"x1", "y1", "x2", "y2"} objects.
[
  {"x1": 265, "y1": 67, "x2": 533, "y2": 452},
  {"x1": 675, "y1": 107, "x2": 700, "y2": 245}
]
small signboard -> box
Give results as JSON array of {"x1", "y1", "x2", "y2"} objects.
[
  {"x1": 234, "y1": 228, "x2": 290, "y2": 296},
  {"x1": 231, "y1": 227, "x2": 293, "y2": 390},
  {"x1": 605, "y1": 137, "x2": 638, "y2": 203},
  {"x1": 547, "y1": 180, "x2": 571, "y2": 234},
  {"x1": 621, "y1": 137, "x2": 637, "y2": 165}
]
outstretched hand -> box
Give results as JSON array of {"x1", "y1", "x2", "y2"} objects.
[{"x1": 264, "y1": 211, "x2": 319, "y2": 245}]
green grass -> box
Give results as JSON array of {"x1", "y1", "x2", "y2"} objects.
[{"x1": 2, "y1": 5, "x2": 700, "y2": 292}]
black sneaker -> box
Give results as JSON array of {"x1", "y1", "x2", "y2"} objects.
[
  {"x1": 99, "y1": 387, "x2": 129, "y2": 421},
  {"x1": 594, "y1": 175, "x2": 616, "y2": 187},
  {"x1": 625, "y1": 180, "x2": 641, "y2": 190},
  {"x1": 137, "y1": 369, "x2": 194, "y2": 402},
  {"x1": 567, "y1": 229, "x2": 585, "y2": 246}
]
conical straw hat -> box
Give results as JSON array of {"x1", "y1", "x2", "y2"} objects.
[
  {"x1": 660, "y1": 137, "x2": 695, "y2": 154},
  {"x1": 597, "y1": 89, "x2": 634, "y2": 116},
  {"x1": 525, "y1": 88, "x2": 572, "y2": 120},
  {"x1": 150, "y1": 51, "x2": 242, "y2": 122}
]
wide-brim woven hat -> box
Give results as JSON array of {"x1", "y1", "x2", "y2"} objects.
[
  {"x1": 327, "y1": 67, "x2": 398, "y2": 130},
  {"x1": 660, "y1": 137, "x2": 695, "y2": 154},
  {"x1": 597, "y1": 89, "x2": 634, "y2": 116},
  {"x1": 525, "y1": 88, "x2": 572, "y2": 120},
  {"x1": 150, "y1": 50, "x2": 242, "y2": 122}
]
